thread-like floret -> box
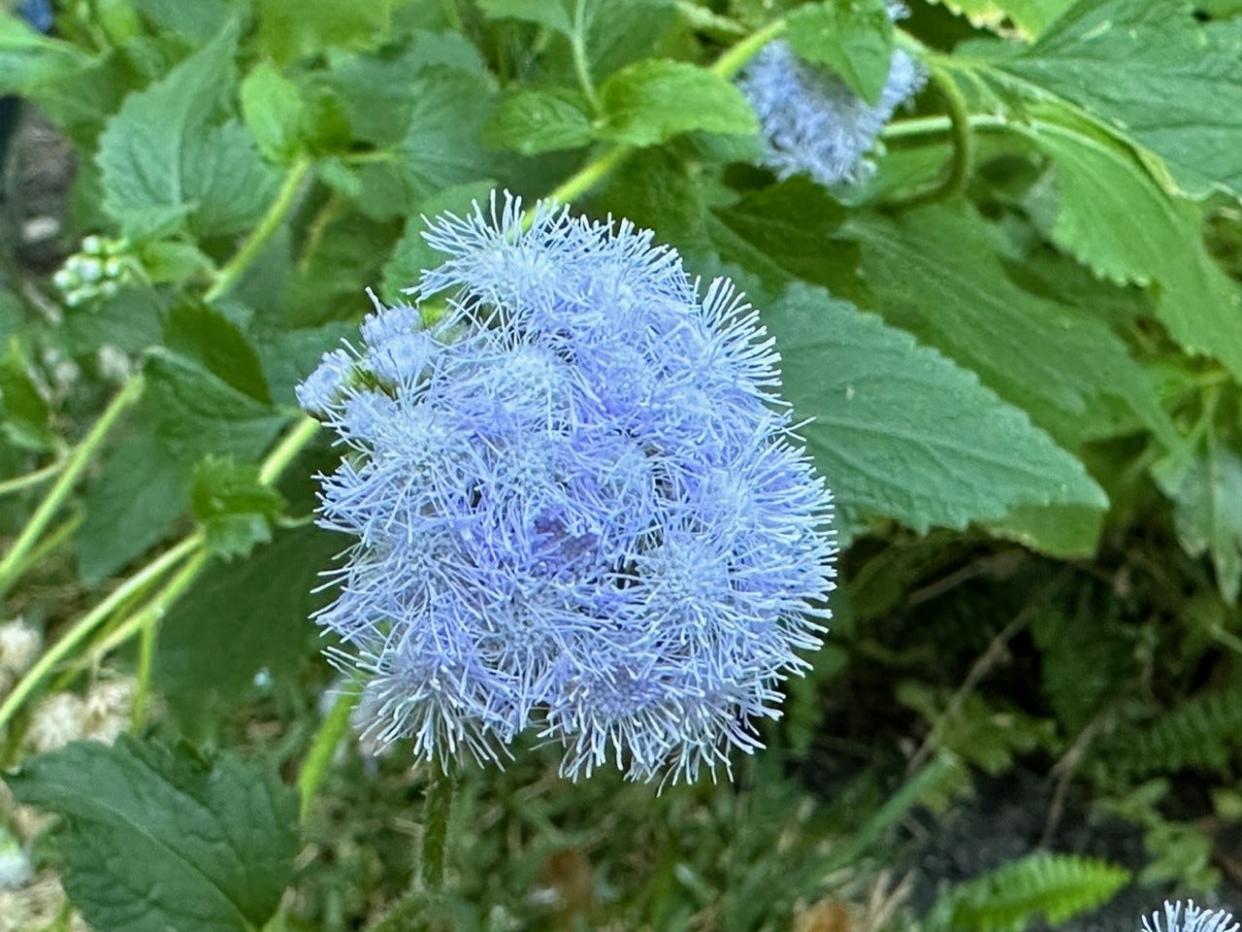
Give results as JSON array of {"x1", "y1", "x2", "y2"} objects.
[
  {"x1": 299, "y1": 192, "x2": 836, "y2": 783},
  {"x1": 738, "y1": 37, "x2": 924, "y2": 187},
  {"x1": 1143, "y1": 901, "x2": 1239, "y2": 932}
]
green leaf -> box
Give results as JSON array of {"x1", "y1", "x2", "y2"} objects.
[
  {"x1": 257, "y1": 0, "x2": 393, "y2": 66},
  {"x1": 76, "y1": 428, "x2": 186, "y2": 583},
  {"x1": 165, "y1": 302, "x2": 272, "y2": 404},
  {"x1": 1156, "y1": 440, "x2": 1242, "y2": 603},
  {"x1": 349, "y1": 68, "x2": 499, "y2": 220},
  {"x1": 926, "y1": 0, "x2": 1074, "y2": 38},
  {"x1": 190, "y1": 456, "x2": 286, "y2": 560},
  {"x1": 240, "y1": 62, "x2": 305, "y2": 163},
  {"x1": 993, "y1": 0, "x2": 1242, "y2": 199},
  {"x1": 483, "y1": 88, "x2": 595, "y2": 156},
  {"x1": 130, "y1": 0, "x2": 237, "y2": 42},
  {"x1": 0, "y1": 337, "x2": 52, "y2": 452},
  {"x1": 60, "y1": 288, "x2": 163, "y2": 355},
  {"x1": 764, "y1": 284, "x2": 1106, "y2": 540},
  {"x1": 96, "y1": 22, "x2": 278, "y2": 240},
  {"x1": 142, "y1": 350, "x2": 288, "y2": 465},
  {"x1": 476, "y1": 0, "x2": 574, "y2": 34},
  {"x1": 255, "y1": 322, "x2": 356, "y2": 406},
  {"x1": 854, "y1": 205, "x2": 1176, "y2": 451},
  {"x1": 5, "y1": 736, "x2": 297, "y2": 932},
  {"x1": 156, "y1": 527, "x2": 340, "y2": 725},
  {"x1": 598, "y1": 59, "x2": 757, "y2": 146},
  {"x1": 1014, "y1": 109, "x2": 1242, "y2": 383},
  {"x1": 382, "y1": 180, "x2": 498, "y2": 301},
  {"x1": 785, "y1": 0, "x2": 895, "y2": 104}
]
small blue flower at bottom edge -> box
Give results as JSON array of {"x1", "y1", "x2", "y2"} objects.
[
  {"x1": 1143, "y1": 900, "x2": 1239, "y2": 932},
  {"x1": 299, "y1": 191, "x2": 837, "y2": 785}
]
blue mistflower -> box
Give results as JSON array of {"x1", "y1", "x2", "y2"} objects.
[
  {"x1": 738, "y1": 35, "x2": 924, "y2": 187},
  {"x1": 1143, "y1": 901, "x2": 1239, "y2": 932},
  {"x1": 299, "y1": 192, "x2": 836, "y2": 783}
]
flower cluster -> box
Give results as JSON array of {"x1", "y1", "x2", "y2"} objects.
[
  {"x1": 299, "y1": 192, "x2": 835, "y2": 783},
  {"x1": 1143, "y1": 901, "x2": 1239, "y2": 932},
  {"x1": 738, "y1": 31, "x2": 923, "y2": 187}
]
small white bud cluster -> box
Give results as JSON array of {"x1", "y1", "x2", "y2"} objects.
[
  {"x1": 51, "y1": 235, "x2": 138, "y2": 307},
  {"x1": 24, "y1": 679, "x2": 137, "y2": 755},
  {"x1": 0, "y1": 621, "x2": 40, "y2": 698}
]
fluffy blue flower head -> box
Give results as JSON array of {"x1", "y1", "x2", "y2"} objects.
[
  {"x1": 1143, "y1": 901, "x2": 1239, "y2": 932},
  {"x1": 738, "y1": 33, "x2": 923, "y2": 187},
  {"x1": 299, "y1": 192, "x2": 835, "y2": 783}
]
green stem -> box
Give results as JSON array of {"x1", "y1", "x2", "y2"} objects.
[
  {"x1": 571, "y1": 0, "x2": 602, "y2": 113},
  {"x1": 298, "y1": 686, "x2": 359, "y2": 823},
  {"x1": 709, "y1": 16, "x2": 787, "y2": 79},
  {"x1": 258, "y1": 416, "x2": 321, "y2": 485},
  {"x1": 0, "y1": 533, "x2": 201, "y2": 736},
  {"x1": 885, "y1": 66, "x2": 975, "y2": 210},
  {"x1": 128, "y1": 550, "x2": 210, "y2": 729},
  {"x1": 420, "y1": 770, "x2": 455, "y2": 890},
  {"x1": 0, "y1": 375, "x2": 145, "y2": 597},
  {"x1": 882, "y1": 112, "x2": 1008, "y2": 141},
  {"x1": 0, "y1": 457, "x2": 66, "y2": 497},
  {"x1": 205, "y1": 158, "x2": 312, "y2": 303},
  {"x1": 2, "y1": 511, "x2": 85, "y2": 585}
]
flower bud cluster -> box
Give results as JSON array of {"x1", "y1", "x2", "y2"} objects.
[{"x1": 51, "y1": 235, "x2": 138, "y2": 307}]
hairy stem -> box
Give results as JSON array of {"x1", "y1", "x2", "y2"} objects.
[
  {"x1": 571, "y1": 0, "x2": 602, "y2": 113},
  {"x1": 0, "y1": 375, "x2": 145, "y2": 597},
  {"x1": 0, "y1": 456, "x2": 66, "y2": 498},
  {"x1": 421, "y1": 770, "x2": 455, "y2": 890},
  {"x1": 205, "y1": 157, "x2": 312, "y2": 303},
  {"x1": 709, "y1": 16, "x2": 786, "y2": 79},
  {"x1": 298, "y1": 686, "x2": 360, "y2": 823}
]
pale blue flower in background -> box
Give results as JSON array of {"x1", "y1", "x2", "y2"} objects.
[
  {"x1": 1143, "y1": 900, "x2": 1239, "y2": 932},
  {"x1": 300, "y1": 192, "x2": 836, "y2": 783},
  {"x1": 738, "y1": 38, "x2": 924, "y2": 186}
]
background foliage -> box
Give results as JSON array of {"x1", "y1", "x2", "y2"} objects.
[{"x1": 0, "y1": 0, "x2": 1240, "y2": 929}]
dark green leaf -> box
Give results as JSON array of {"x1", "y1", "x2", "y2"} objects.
[
  {"x1": 1156, "y1": 440, "x2": 1242, "y2": 603},
  {"x1": 0, "y1": 337, "x2": 52, "y2": 451},
  {"x1": 476, "y1": 0, "x2": 574, "y2": 34},
  {"x1": 156, "y1": 527, "x2": 340, "y2": 724},
  {"x1": 165, "y1": 302, "x2": 272, "y2": 404},
  {"x1": 190, "y1": 456, "x2": 286, "y2": 560},
  {"x1": 257, "y1": 0, "x2": 392, "y2": 65},
  {"x1": 142, "y1": 350, "x2": 288, "y2": 464},
  {"x1": 5, "y1": 736, "x2": 297, "y2": 932},
  {"x1": 785, "y1": 0, "x2": 895, "y2": 104},
  {"x1": 599, "y1": 59, "x2": 757, "y2": 146},
  {"x1": 764, "y1": 284, "x2": 1106, "y2": 539},
  {"x1": 130, "y1": 0, "x2": 237, "y2": 42}
]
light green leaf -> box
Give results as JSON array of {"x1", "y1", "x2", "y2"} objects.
[
  {"x1": 190, "y1": 455, "x2": 286, "y2": 560},
  {"x1": 1156, "y1": 440, "x2": 1242, "y2": 604},
  {"x1": 1013, "y1": 109, "x2": 1242, "y2": 383},
  {"x1": 992, "y1": 0, "x2": 1242, "y2": 199},
  {"x1": 764, "y1": 284, "x2": 1106, "y2": 539},
  {"x1": 5, "y1": 736, "x2": 297, "y2": 932},
  {"x1": 240, "y1": 62, "x2": 305, "y2": 163},
  {"x1": 0, "y1": 337, "x2": 52, "y2": 452},
  {"x1": 156, "y1": 527, "x2": 340, "y2": 724},
  {"x1": 599, "y1": 59, "x2": 757, "y2": 146},
  {"x1": 476, "y1": 0, "x2": 574, "y2": 34},
  {"x1": 927, "y1": 0, "x2": 1074, "y2": 38},
  {"x1": 483, "y1": 88, "x2": 595, "y2": 156},
  {"x1": 95, "y1": 22, "x2": 278, "y2": 240},
  {"x1": 785, "y1": 0, "x2": 894, "y2": 104},
  {"x1": 257, "y1": 0, "x2": 393, "y2": 65},
  {"x1": 854, "y1": 205, "x2": 1176, "y2": 451},
  {"x1": 130, "y1": 0, "x2": 238, "y2": 42}
]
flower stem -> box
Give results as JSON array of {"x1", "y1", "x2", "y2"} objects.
[
  {"x1": 128, "y1": 550, "x2": 209, "y2": 730},
  {"x1": 709, "y1": 16, "x2": 787, "y2": 79},
  {"x1": 420, "y1": 770, "x2": 455, "y2": 890},
  {"x1": 0, "y1": 375, "x2": 145, "y2": 598},
  {"x1": 0, "y1": 457, "x2": 66, "y2": 498},
  {"x1": 884, "y1": 66, "x2": 975, "y2": 210},
  {"x1": 0, "y1": 533, "x2": 201, "y2": 737},
  {"x1": 297, "y1": 686, "x2": 359, "y2": 823},
  {"x1": 205, "y1": 157, "x2": 312, "y2": 303},
  {"x1": 258, "y1": 416, "x2": 321, "y2": 485},
  {"x1": 571, "y1": 0, "x2": 602, "y2": 113}
]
